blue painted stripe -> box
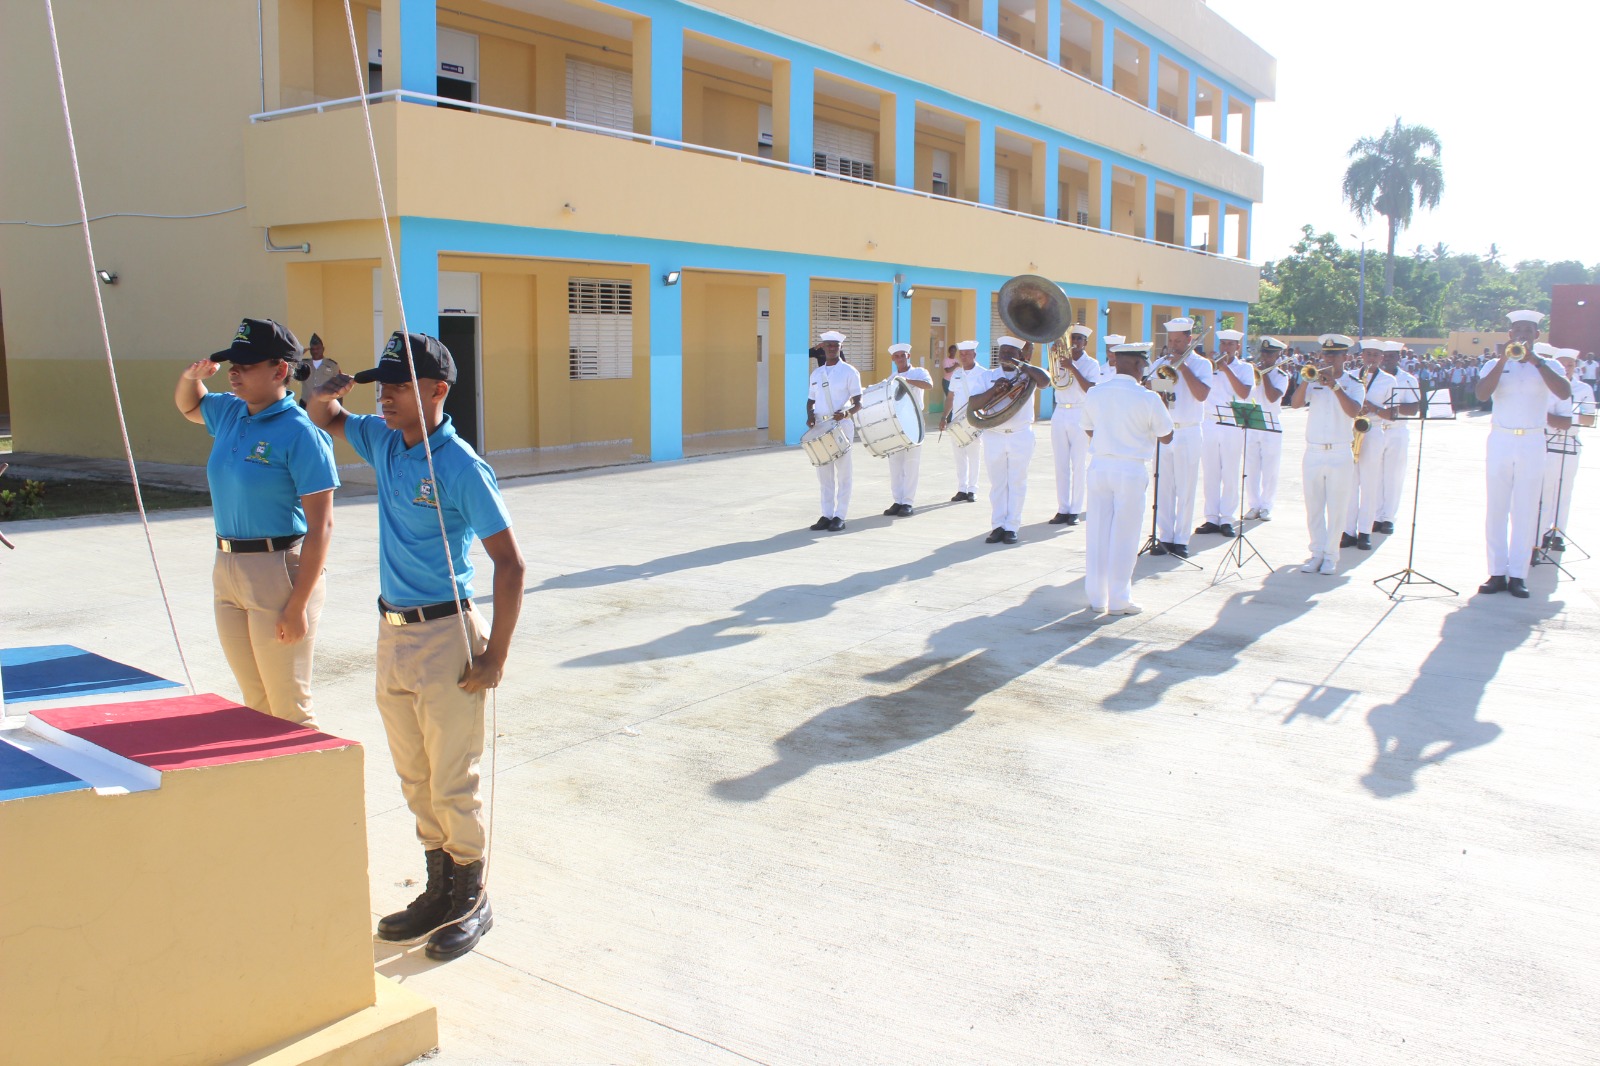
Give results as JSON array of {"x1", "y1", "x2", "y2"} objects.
[
  {"x1": 0, "y1": 737, "x2": 88, "y2": 802},
  {"x1": 1, "y1": 645, "x2": 181, "y2": 706}
]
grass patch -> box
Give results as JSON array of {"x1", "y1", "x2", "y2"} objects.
[{"x1": 0, "y1": 475, "x2": 209, "y2": 521}]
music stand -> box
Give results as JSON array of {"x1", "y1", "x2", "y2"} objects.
[
  {"x1": 1532, "y1": 428, "x2": 1586, "y2": 577},
  {"x1": 1374, "y1": 383, "x2": 1457, "y2": 599},
  {"x1": 1139, "y1": 434, "x2": 1203, "y2": 571},
  {"x1": 1212, "y1": 401, "x2": 1277, "y2": 582}
]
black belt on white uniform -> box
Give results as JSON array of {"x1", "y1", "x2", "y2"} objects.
[
  {"x1": 216, "y1": 534, "x2": 303, "y2": 554},
  {"x1": 379, "y1": 596, "x2": 471, "y2": 627}
]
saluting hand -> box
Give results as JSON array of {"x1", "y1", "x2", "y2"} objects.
[
  {"x1": 183, "y1": 359, "x2": 220, "y2": 380},
  {"x1": 313, "y1": 373, "x2": 357, "y2": 401}
]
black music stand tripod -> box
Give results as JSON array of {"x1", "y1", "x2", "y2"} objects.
[
  {"x1": 1531, "y1": 429, "x2": 1586, "y2": 577},
  {"x1": 1374, "y1": 384, "x2": 1457, "y2": 599},
  {"x1": 1139, "y1": 436, "x2": 1203, "y2": 571},
  {"x1": 1212, "y1": 401, "x2": 1278, "y2": 583}
]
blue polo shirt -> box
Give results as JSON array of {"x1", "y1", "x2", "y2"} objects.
[
  {"x1": 201, "y1": 393, "x2": 339, "y2": 539},
  {"x1": 346, "y1": 413, "x2": 512, "y2": 607}
]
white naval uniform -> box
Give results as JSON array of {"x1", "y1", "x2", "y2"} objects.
[
  {"x1": 1243, "y1": 365, "x2": 1289, "y2": 515},
  {"x1": 1345, "y1": 369, "x2": 1397, "y2": 536},
  {"x1": 887, "y1": 366, "x2": 934, "y2": 506},
  {"x1": 1155, "y1": 352, "x2": 1214, "y2": 546},
  {"x1": 1050, "y1": 351, "x2": 1102, "y2": 516},
  {"x1": 1082, "y1": 375, "x2": 1173, "y2": 612},
  {"x1": 1540, "y1": 379, "x2": 1591, "y2": 537},
  {"x1": 1483, "y1": 356, "x2": 1565, "y2": 580},
  {"x1": 808, "y1": 361, "x2": 863, "y2": 520},
  {"x1": 1301, "y1": 370, "x2": 1365, "y2": 561},
  {"x1": 1378, "y1": 369, "x2": 1420, "y2": 524},
  {"x1": 1199, "y1": 357, "x2": 1252, "y2": 526},
  {"x1": 971, "y1": 364, "x2": 1036, "y2": 532},
  {"x1": 947, "y1": 365, "x2": 982, "y2": 493}
]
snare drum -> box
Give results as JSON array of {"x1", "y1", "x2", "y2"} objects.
[
  {"x1": 800, "y1": 419, "x2": 852, "y2": 466},
  {"x1": 946, "y1": 404, "x2": 981, "y2": 447},
  {"x1": 856, "y1": 378, "x2": 926, "y2": 458}
]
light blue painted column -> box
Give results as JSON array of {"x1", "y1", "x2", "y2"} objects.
[
  {"x1": 975, "y1": 281, "x2": 994, "y2": 367},
  {"x1": 895, "y1": 94, "x2": 917, "y2": 188},
  {"x1": 1185, "y1": 71, "x2": 1198, "y2": 127},
  {"x1": 1146, "y1": 49, "x2": 1160, "y2": 111},
  {"x1": 1242, "y1": 206, "x2": 1253, "y2": 260},
  {"x1": 784, "y1": 277, "x2": 811, "y2": 444},
  {"x1": 1143, "y1": 174, "x2": 1156, "y2": 242},
  {"x1": 1140, "y1": 304, "x2": 1153, "y2": 346},
  {"x1": 787, "y1": 63, "x2": 814, "y2": 168},
  {"x1": 1041, "y1": 141, "x2": 1060, "y2": 221},
  {"x1": 399, "y1": 0, "x2": 437, "y2": 98},
  {"x1": 649, "y1": 269, "x2": 684, "y2": 460},
  {"x1": 1044, "y1": 0, "x2": 1061, "y2": 65},
  {"x1": 1180, "y1": 186, "x2": 1193, "y2": 248},
  {"x1": 649, "y1": 15, "x2": 684, "y2": 141},
  {"x1": 1218, "y1": 90, "x2": 1231, "y2": 145},
  {"x1": 1098, "y1": 161, "x2": 1112, "y2": 233},
  {"x1": 894, "y1": 279, "x2": 912, "y2": 347},
  {"x1": 981, "y1": 0, "x2": 999, "y2": 36},
  {"x1": 978, "y1": 122, "x2": 995, "y2": 206},
  {"x1": 396, "y1": 218, "x2": 438, "y2": 339},
  {"x1": 1100, "y1": 22, "x2": 1116, "y2": 89}
]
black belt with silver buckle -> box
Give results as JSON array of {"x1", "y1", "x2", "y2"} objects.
[
  {"x1": 379, "y1": 596, "x2": 470, "y2": 626},
  {"x1": 216, "y1": 534, "x2": 304, "y2": 554}
]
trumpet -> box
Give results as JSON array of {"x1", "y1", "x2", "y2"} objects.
[
  {"x1": 1505, "y1": 341, "x2": 1528, "y2": 362},
  {"x1": 1299, "y1": 363, "x2": 1326, "y2": 383},
  {"x1": 1150, "y1": 325, "x2": 1211, "y2": 384}
]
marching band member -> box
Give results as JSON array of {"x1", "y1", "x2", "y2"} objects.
[
  {"x1": 1151, "y1": 317, "x2": 1213, "y2": 558},
  {"x1": 1291, "y1": 334, "x2": 1365, "y2": 575},
  {"x1": 1243, "y1": 336, "x2": 1289, "y2": 521},
  {"x1": 806, "y1": 330, "x2": 863, "y2": 532},
  {"x1": 1195, "y1": 329, "x2": 1252, "y2": 538},
  {"x1": 1538, "y1": 348, "x2": 1591, "y2": 553},
  {"x1": 1049, "y1": 323, "x2": 1101, "y2": 525},
  {"x1": 1475, "y1": 310, "x2": 1571, "y2": 598},
  {"x1": 1341, "y1": 339, "x2": 1396, "y2": 552},
  {"x1": 883, "y1": 343, "x2": 933, "y2": 516},
  {"x1": 1375, "y1": 341, "x2": 1421, "y2": 534},
  {"x1": 942, "y1": 340, "x2": 982, "y2": 502},
  {"x1": 1082, "y1": 342, "x2": 1173, "y2": 615},
  {"x1": 969, "y1": 336, "x2": 1048, "y2": 544}
]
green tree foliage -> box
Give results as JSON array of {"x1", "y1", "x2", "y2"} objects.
[{"x1": 1342, "y1": 119, "x2": 1445, "y2": 298}]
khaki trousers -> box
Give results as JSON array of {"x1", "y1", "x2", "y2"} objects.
[
  {"x1": 375, "y1": 606, "x2": 489, "y2": 864},
  {"x1": 213, "y1": 546, "x2": 323, "y2": 726}
]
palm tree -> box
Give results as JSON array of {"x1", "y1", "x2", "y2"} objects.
[{"x1": 1342, "y1": 119, "x2": 1444, "y2": 298}]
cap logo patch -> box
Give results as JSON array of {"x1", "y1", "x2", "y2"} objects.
[{"x1": 234, "y1": 321, "x2": 251, "y2": 344}]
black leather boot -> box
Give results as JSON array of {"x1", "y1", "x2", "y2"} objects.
[
  {"x1": 377, "y1": 849, "x2": 454, "y2": 941},
  {"x1": 426, "y1": 858, "x2": 493, "y2": 960}
]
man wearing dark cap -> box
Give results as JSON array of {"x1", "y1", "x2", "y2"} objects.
[
  {"x1": 174, "y1": 317, "x2": 339, "y2": 726},
  {"x1": 307, "y1": 331, "x2": 525, "y2": 961},
  {"x1": 296, "y1": 332, "x2": 341, "y2": 408}
]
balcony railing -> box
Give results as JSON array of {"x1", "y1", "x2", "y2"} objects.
[{"x1": 249, "y1": 90, "x2": 1247, "y2": 263}]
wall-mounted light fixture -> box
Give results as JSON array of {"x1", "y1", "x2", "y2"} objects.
[
  {"x1": 96, "y1": 269, "x2": 118, "y2": 285},
  {"x1": 901, "y1": 286, "x2": 917, "y2": 299},
  {"x1": 662, "y1": 271, "x2": 681, "y2": 286}
]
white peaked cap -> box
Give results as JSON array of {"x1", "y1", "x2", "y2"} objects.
[
  {"x1": 1318, "y1": 334, "x2": 1355, "y2": 349},
  {"x1": 1216, "y1": 329, "x2": 1244, "y2": 342},
  {"x1": 819, "y1": 330, "x2": 846, "y2": 342},
  {"x1": 996, "y1": 335, "x2": 1025, "y2": 349},
  {"x1": 1532, "y1": 342, "x2": 1558, "y2": 357},
  {"x1": 1259, "y1": 337, "x2": 1287, "y2": 351},
  {"x1": 1112, "y1": 342, "x2": 1154, "y2": 356},
  {"x1": 956, "y1": 339, "x2": 979, "y2": 351},
  {"x1": 1506, "y1": 309, "x2": 1543, "y2": 325},
  {"x1": 1068, "y1": 323, "x2": 1093, "y2": 338},
  {"x1": 1164, "y1": 317, "x2": 1195, "y2": 332},
  {"x1": 1103, "y1": 334, "x2": 1126, "y2": 346},
  {"x1": 887, "y1": 343, "x2": 912, "y2": 355}
]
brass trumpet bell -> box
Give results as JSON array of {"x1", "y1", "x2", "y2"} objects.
[
  {"x1": 1505, "y1": 341, "x2": 1528, "y2": 361},
  {"x1": 1300, "y1": 364, "x2": 1321, "y2": 382},
  {"x1": 997, "y1": 274, "x2": 1073, "y2": 344},
  {"x1": 1155, "y1": 364, "x2": 1180, "y2": 382}
]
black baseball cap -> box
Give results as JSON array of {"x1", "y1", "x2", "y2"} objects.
[
  {"x1": 213, "y1": 318, "x2": 301, "y2": 364},
  {"x1": 353, "y1": 331, "x2": 457, "y2": 385}
]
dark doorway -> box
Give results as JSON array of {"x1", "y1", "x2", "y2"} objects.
[
  {"x1": 438, "y1": 315, "x2": 479, "y2": 451},
  {"x1": 436, "y1": 76, "x2": 474, "y2": 112}
]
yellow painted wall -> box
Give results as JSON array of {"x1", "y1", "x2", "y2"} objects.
[{"x1": 682, "y1": 274, "x2": 762, "y2": 435}]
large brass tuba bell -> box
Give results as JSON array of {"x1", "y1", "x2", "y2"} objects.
[{"x1": 996, "y1": 274, "x2": 1074, "y2": 344}]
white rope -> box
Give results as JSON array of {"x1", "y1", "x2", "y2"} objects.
[
  {"x1": 43, "y1": 0, "x2": 196, "y2": 694},
  {"x1": 340, "y1": 1, "x2": 500, "y2": 889},
  {"x1": 0, "y1": 206, "x2": 246, "y2": 227}
]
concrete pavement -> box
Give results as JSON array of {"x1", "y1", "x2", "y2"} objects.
[{"x1": 2, "y1": 405, "x2": 1596, "y2": 1065}]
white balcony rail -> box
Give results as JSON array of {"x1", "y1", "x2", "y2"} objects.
[{"x1": 249, "y1": 90, "x2": 1247, "y2": 263}]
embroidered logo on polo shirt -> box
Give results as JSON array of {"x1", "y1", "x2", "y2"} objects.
[
  {"x1": 412, "y1": 477, "x2": 438, "y2": 508},
  {"x1": 245, "y1": 441, "x2": 273, "y2": 465}
]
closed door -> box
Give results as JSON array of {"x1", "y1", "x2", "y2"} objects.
[{"x1": 756, "y1": 288, "x2": 770, "y2": 429}]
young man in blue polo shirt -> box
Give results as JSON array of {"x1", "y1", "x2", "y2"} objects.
[{"x1": 308, "y1": 331, "x2": 525, "y2": 960}]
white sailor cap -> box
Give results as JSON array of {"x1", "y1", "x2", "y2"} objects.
[
  {"x1": 1259, "y1": 337, "x2": 1288, "y2": 352},
  {"x1": 1112, "y1": 342, "x2": 1154, "y2": 357},
  {"x1": 996, "y1": 335, "x2": 1025, "y2": 350},
  {"x1": 1318, "y1": 334, "x2": 1354, "y2": 351},
  {"x1": 1164, "y1": 317, "x2": 1195, "y2": 332},
  {"x1": 1557, "y1": 347, "x2": 1582, "y2": 360},
  {"x1": 1380, "y1": 340, "x2": 1405, "y2": 353},
  {"x1": 1506, "y1": 309, "x2": 1543, "y2": 325},
  {"x1": 887, "y1": 343, "x2": 912, "y2": 356},
  {"x1": 1103, "y1": 334, "x2": 1126, "y2": 347},
  {"x1": 956, "y1": 339, "x2": 979, "y2": 351},
  {"x1": 1068, "y1": 323, "x2": 1093, "y2": 338},
  {"x1": 819, "y1": 330, "x2": 846, "y2": 343},
  {"x1": 1216, "y1": 329, "x2": 1244, "y2": 342},
  {"x1": 1358, "y1": 338, "x2": 1385, "y2": 352},
  {"x1": 1532, "y1": 342, "x2": 1558, "y2": 358}
]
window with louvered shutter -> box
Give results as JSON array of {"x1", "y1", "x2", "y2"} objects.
[
  {"x1": 995, "y1": 166, "x2": 1014, "y2": 210},
  {"x1": 990, "y1": 294, "x2": 1006, "y2": 361},
  {"x1": 813, "y1": 119, "x2": 876, "y2": 182},
  {"x1": 1076, "y1": 190, "x2": 1090, "y2": 226},
  {"x1": 566, "y1": 59, "x2": 633, "y2": 133},
  {"x1": 811, "y1": 290, "x2": 877, "y2": 379},
  {"x1": 568, "y1": 279, "x2": 634, "y2": 380}
]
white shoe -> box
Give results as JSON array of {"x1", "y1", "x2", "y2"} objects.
[
  {"x1": 1243, "y1": 508, "x2": 1261, "y2": 520},
  {"x1": 1089, "y1": 603, "x2": 1107, "y2": 614},
  {"x1": 1318, "y1": 557, "x2": 1338, "y2": 576},
  {"x1": 1299, "y1": 555, "x2": 1322, "y2": 573},
  {"x1": 1257, "y1": 508, "x2": 1272, "y2": 521},
  {"x1": 1112, "y1": 604, "x2": 1143, "y2": 616}
]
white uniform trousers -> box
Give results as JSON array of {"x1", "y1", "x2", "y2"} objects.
[
  {"x1": 1485, "y1": 428, "x2": 1546, "y2": 579},
  {"x1": 888, "y1": 445, "x2": 922, "y2": 506},
  {"x1": 1243, "y1": 430, "x2": 1283, "y2": 513},
  {"x1": 1540, "y1": 439, "x2": 1581, "y2": 534},
  {"x1": 1050, "y1": 406, "x2": 1091, "y2": 515},
  {"x1": 1377, "y1": 422, "x2": 1411, "y2": 523},
  {"x1": 951, "y1": 437, "x2": 981, "y2": 493},
  {"x1": 1084, "y1": 457, "x2": 1150, "y2": 612},
  {"x1": 1345, "y1": 431, "x2": 1385, "y2": 534},
  {"x1": 815, "y1": 449, "x2": 853, "y2": 519},
  {"x1": 983, "y1": 426, "x2": 1035, "y2": 532},
  {"x1": 1303, "y1": 445, "x2": 1355, "y2": 560},
  {"x1": 1156, "y1": 424, "x2": 1203, "y2": 545},
  {"x1": 1200, "y1": 422, "x2": 1244, "y2": 525}
]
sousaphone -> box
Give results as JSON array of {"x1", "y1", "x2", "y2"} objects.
[{"x1": 968, "y1": 274, "x2": 1074, "y2": 430}]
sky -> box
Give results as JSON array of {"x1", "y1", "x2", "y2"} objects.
[{"x1": 1206, "y1": 0, "x2": 1599, "y2": 267}]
